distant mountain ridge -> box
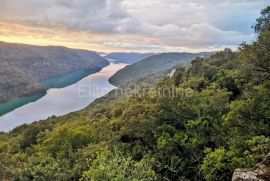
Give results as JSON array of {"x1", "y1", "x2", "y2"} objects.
[
  {"x1": 0, "y1": 41, "x2": 109, "y2": 104},
  {"x1": 109, "y1": 52, "x2": 214, "y2": 86},
  {"x1": 105, "y1": 52, "x2": 155, "y2": 64}
]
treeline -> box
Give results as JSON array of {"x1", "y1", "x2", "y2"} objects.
[{"x1": 0, "y1": 6, "x2": 269, "y2": 181}]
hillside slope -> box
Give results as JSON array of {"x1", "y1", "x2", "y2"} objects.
[
  {"x1": 0, "y1": 42, "x2": 109, "y2": 104},
  {"x1": 109, "y1": 52, "x2": 213, "y2": 86}
]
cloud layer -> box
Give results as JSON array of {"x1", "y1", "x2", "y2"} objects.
[{"x1": 0, "y1": 0, "x2": 268, "y2": 52}]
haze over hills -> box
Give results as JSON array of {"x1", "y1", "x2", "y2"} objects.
[
  {"x1": 0, "y1": 41, "x2": 109, "y2": 104},
  {"x1": 109, "y1": 52, "x2": 214, "y2": 86},
  {"x1": 105, "y1": 52, "x2": 155, "y2": 64}
]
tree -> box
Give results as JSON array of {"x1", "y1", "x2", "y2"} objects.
[
  {"x1": 173, "y1": 67, "x2": 186, "y2": 86},
  {"x1": 253, "y1": 6, "x2": 270, "y2": 34},
  {"x1": 81, "y1": 150, "x2": 157, "y2": 181}
]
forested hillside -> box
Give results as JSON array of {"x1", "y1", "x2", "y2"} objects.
[
  {"x1": 0, "y1": 6, "x2": 269, "y2": 181},
  {"x1": 0, "y1": 42, "x2": 109, "y2": 104},
  {"x1": 109, "y1": 52, "x2": 213, "y2": 86}
]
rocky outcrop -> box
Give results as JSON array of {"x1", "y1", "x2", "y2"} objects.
[{"x1": 232, "y1": 153, "x2": 270, "y2": 181}]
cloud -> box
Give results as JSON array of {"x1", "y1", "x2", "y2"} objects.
[
  {"x1": 0, "y1": 0, "x2": 134, "y2": 33},
  {"x1": 0, "y1": 0, "x2": 268, "y2": 52}
]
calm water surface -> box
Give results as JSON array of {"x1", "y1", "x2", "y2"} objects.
[{"x1": 0, "y1": 62, "x2": 126, "y2": 132}]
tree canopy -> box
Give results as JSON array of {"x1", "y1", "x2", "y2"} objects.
[{"x1": 0, "y1": 5, "x2": 270, "y2": 181}]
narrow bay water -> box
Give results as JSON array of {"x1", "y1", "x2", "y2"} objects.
[{"x1": 0, "y1": 62, "x2": 126, "y2": 132}]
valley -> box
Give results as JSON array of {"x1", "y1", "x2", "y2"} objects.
[
  {"x1": 0, "y1": 5, "x2": 269, "y2": 180},
  {"x1": 105, "y1": 52, "x2": 155, "y2": 64},
  {"x1": 0, "y1": 42, "x2": 109, "y2": 115}
]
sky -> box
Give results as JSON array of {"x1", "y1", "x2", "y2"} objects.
[{"x1": 0, "y1": 0, "x2": 268, "y2": 53}]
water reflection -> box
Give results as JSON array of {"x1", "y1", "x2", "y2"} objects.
[{"x1": 0, "y1": 62, "x2": 126, "y2": 132}]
